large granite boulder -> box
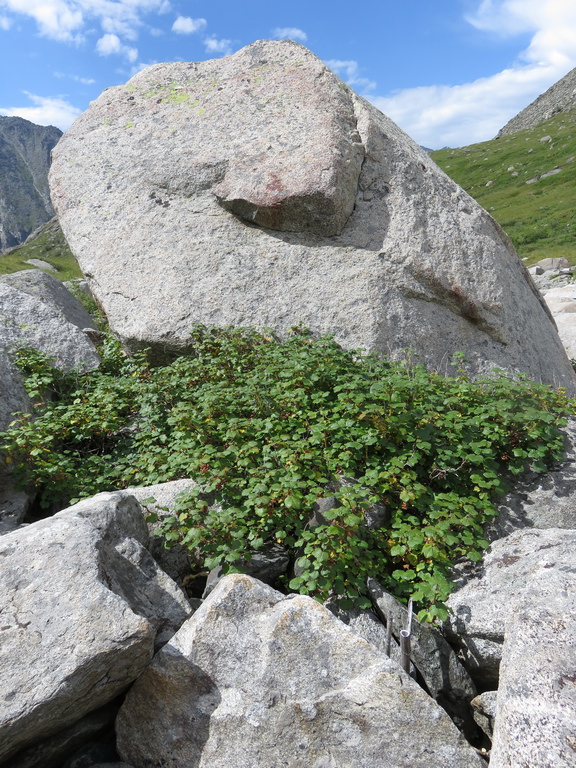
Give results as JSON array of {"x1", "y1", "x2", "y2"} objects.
[
  {"x1": 50, "y1": 40, "x2": 575, "y2": 389},
  {"x1": 116, "y1": 574, "x2": 484, "y2": 768},
  {"x1": 0, "y1": 491, "x2": 192, "y2": 764}
]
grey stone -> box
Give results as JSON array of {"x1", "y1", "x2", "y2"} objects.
[
  {"x1": 470, "y1": 691, "x2": 497, "y2": 741},
  {"x1": 540, "y1": 167, "x2": 563, "y2": 179},
  {"x1": 324, "y1": 600, "x2": 409, "y2": 672},
  {"x1": 0, "y1": 269, "x2": 100, "y2": 433},
  {"x1": 0, "y1": 491, "x2": 192, "y2": 763},
  {"x1": 202, "y1": 541, "x2": 289, "y2": 598},
  {"x1": 0, "y1": 268, "x2": 97, "y2": 335},
  {"x1": 88, "y1": 765, "x2": 133, "y2": 768},
  {"x1": 127, "y1": 479, "x2": 198, "y2": 586},
  {"x1": 88, "y1": 764, "x2": 133, "y2": 768},
  {"x1": 537, "y1": 257, "x2": 570, "y2": 271},
  {"x1": 0, "y1": 481, "x2": 32, "y2": 534},
  {"x1": 116, "y1": 574, "x2": 484, "y2": 768},
  {"x1": 367, "y1": 578, "x2": 477, "y2": 734},
  {"x1": 24, "y1": 258, "x2": 57, "y2": 271},
  {"x1": 8, "y1": 704, "x2": 117, "y2": 768},
  {"x1": 543, "y1": 285, "x2": 576, "y2": 358},
  {"x1": 50, "y1": 40, "x2": 575, "y2": 390},
  {"x1": 444, "y1": 528, "x2": 576, "y2": 687}
]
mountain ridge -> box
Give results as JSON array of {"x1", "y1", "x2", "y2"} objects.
[
  {"x1": 497, "y1": 66, "x2": 576, "y2": 138},
  {"x1": 0, "y1": 116, "x2": 62, "y2": 252}
]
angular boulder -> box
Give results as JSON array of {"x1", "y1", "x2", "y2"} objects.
[
  {"x1": 0, "y1": 491, "x2": 192, "y2": 763},
  {"x1": 444, "y1": 527, "x2": 576, "y2": 687},
  {"x1": 116, "y1": 574, "x2": 484, "y2": 768},
  {"x1": 489, "y1": 575, "x2": 576, "y2": 768},
  {"x1": 50, "y1": 40, "x2": 574, "y2": 389},
  {"x1": 127, "y1": 479, "x2": 198, "y2": 586}
]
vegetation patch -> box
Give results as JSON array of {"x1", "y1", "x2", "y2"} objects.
[
  {"x1": 0, "y1": 219, "x2": 83, "y2": 280},
  {"x1": 1, "y1": 326, "x2": 571, "y2": 620},
  {"x1": 431, "y1": 108, "x2": 576, "y2": 265}
]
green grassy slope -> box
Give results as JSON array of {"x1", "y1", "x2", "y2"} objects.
[
  {"x1": 0, "y1": 218, "x2": 83, "y2": 281},
  {"x1": 431, "y1": 108, "x2": 576, "y2": 265}
]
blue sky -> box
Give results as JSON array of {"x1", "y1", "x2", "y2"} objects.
[{"x1": 0, "y1": 0, "x2": 575, "y2": 148}]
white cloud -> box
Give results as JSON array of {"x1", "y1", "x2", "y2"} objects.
[
  {"x1": 203, "y1": 35, "x2": 233, "y2": 56},
  {"x1": 172, "y1": 15, "x2": 206, "y2": 34},
  {"x1": 96, "y1": 31, "x2": 121, "y2": 55},
  {"x1": 0, "y1": 0, "x2": 170, "y2": 43},
  {"x1": 326, "y1": 59, "x2": 376, "y2": 93},
  {"x1": 272, "y1": 27, "x2": 307, "y2": 42},
  {"x1": 0, "y1": 14, "x2": 11, "y2": 29},
  {"x1": 96, "y1": 31, "x2": 137, "y2": 61},
  {"x1": 0, "y1": 91, "x2": 82, "y2": 130},
  {"x1": 368, "y1": 0, "x2": 576, "y2": 148}
]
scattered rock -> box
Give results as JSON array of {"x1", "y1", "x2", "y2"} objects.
[
  {"x1": 202, "y1": 541, "x2": 289, "y2": 598},
  {"x1": 0, "y1": 270, "x2": 101, "y2": 534},
  {"x1": 50, "y1": 40, "x2": 575, "y2": 390},
  {"x1": 542, "y1": 285, "x2": 576, "y2": 358},
  {"x1": 536, "y1": 257, "x2": 570, "y2": 271},
  {"x1": 0, "y1": 269, "x2": 100, "y2": 434},
  {"x1": 0, "y1": 491, "x2": 192, "y2": 763},
  {"x1": 24, "y1": 258, "x2": 57, "y2": 271},
  {"x1": 116, "y1": 574, "x2": 484, "y2": 768},
  {"x1": 540, "y1": 167, "x2": 562, "y2": 179},
  {"x1": 0, "y1": 485, "x2": 31, "y2": 534}
]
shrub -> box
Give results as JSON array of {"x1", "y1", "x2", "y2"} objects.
[{"x1": 1, "y1": 326, "x2": 571, "y2": 620}]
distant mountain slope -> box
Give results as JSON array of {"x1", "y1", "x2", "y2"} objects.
[
  {"x1": 0, "y1": 218, "x2": 82, "y2": 281},
  {"x1": 431, "y1": 107, "x2": 576, "y2": 265},
  {"x1": 0, "y1": 116, "x2": 62, "y2": 252},
  {"x1": 498, "y1": 66, "x2": 576, "y2": 137}
]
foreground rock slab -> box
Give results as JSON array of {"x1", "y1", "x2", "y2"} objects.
[
  {"x1": 50, "y1": 40, "x2": 574, "y2": 389},
  {"x1": 0, "y1": 492, "x2": 191, "y2": 763},
  {"x1": 116, "y1": 574, "x2": 483, "y2": 768},
  {"x1": 445, "y1": 527, "x2": 576, "y2": 688},
  {"x1": 489, "y1": 550, "x2": 576, "y2": 768}
]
